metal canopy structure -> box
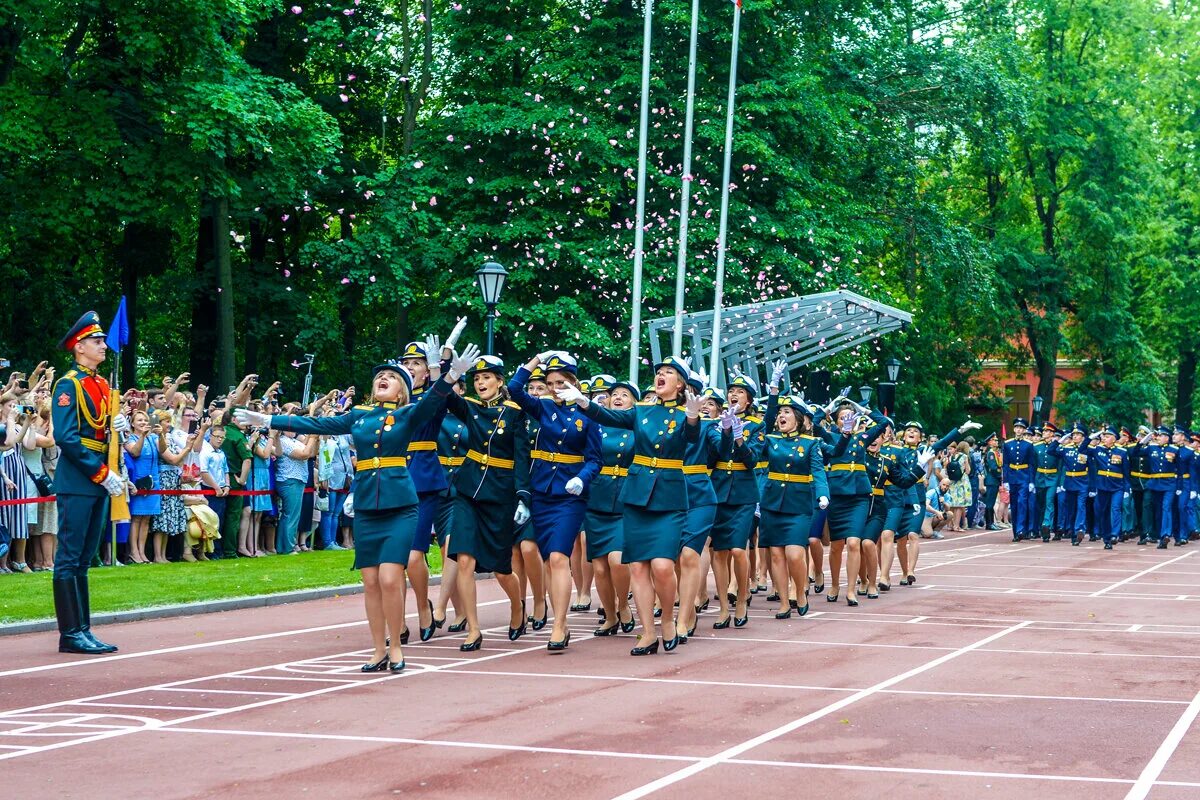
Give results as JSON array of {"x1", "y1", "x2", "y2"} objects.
[{"x1": 646, "y1": 290, "x2": 912, "y2": 387}]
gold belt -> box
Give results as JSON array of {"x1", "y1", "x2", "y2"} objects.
[
  {"x1": 438, "y1": 456, "x2": 465, "y2": 468},
  {"x1": 829, "y1": 463, "x2": 866, "y2": 473},
  {"x1": 872, "y1": 487, "x2": 885, "y2": 496},
  {"x1": 1065, "y1": 471, "x2": 1087, "y2": 477},
  {"x1": 600, "y1": 465, "x2": 629, "y2": 477},
  {"x1": 714, "y1": 461, "x2": 749, "y2": 472},
  {"x1": 767, "y1": 472, "x2": 813, "y2": 484},
  {"x1": 1147, "y1": 473, "x2": 1176, "y2": 479},
  {"x1": 531, "y1": 449, "x2": 585, "y2": 465},
  {"x1": 755, "y1": 461, "x2": 768, "y2": 470},
  {"x1": 632, "y1": 455, "x2": 684, "y2": 470},
  {"x1": 356, "y1": 456, "x2": 408, "y2": 472},
  {"x1": 407, "y1": 440, "x2": 437, "y2": 452},
  {"x1": 466, "y1": 450, "x2": 515, "y2": 470},
  {"x1": 1008, "y1": 463, "x2": 1029, "y2": 470},
  {"x1": 682, "y1": 464, "x2": 712, "y2": 475},
  {"x1": 1037, "y1": 467, "x2": 1057, "y2": 474},
  {"x1": 1097, "y1": 470, "x2": 1124, "y2": 479}
]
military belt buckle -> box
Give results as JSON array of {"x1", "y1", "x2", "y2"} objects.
[
  {"x1": 480, "y1": 454, "x2": 488, "y2": 465},
  {"x1": 650, "y1": 457, "x2": 658, "y2": 468},
  {"x1": 372, "y1": 457, "x2": 380, "y2": 469}
]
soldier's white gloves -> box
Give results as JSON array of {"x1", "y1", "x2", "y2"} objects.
[
  {"x1": 444, "y1": 316, "x2": 469, "y2": 353},
  {"x1": 556, "y1": 385, "x2": 588, "y2": 408},
  {"x1": 818, "y1": 496, "x2": 829, "y2": 510},
  {"x1": 565, "y1": 477, "x2": 584, "y2": 496},
  {"x1": 514, "y1": 501, "x2": 530, "y2": 526},
  {"x1": 536, "y1": 350, "x2": 559, "y2": 365},
  {"x1": 234, "y1": 410, "x2": 270, "y2": 429},
  {"x1": 958, "y1": 420, "x2": 982, "y2": 434},
  {"x1": 769, "y1": 359, "x2": 788, "y2": 391},
  {"x1": 719, "y1": 408, "x2": 735, "y2": 430},
  {"x1": 447, "y1": 344, "x2": 481, "y2": 381},
  {"x1": 102, "y1": 472, "x2": 126, "y2": 497},
  {"x1": 916, "y1": 446, "x2": 936, "y2": 469},
  {"x1": 112, "y1": 413, "x2": 131, "y2": 434}
]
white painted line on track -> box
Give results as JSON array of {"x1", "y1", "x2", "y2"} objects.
[
  {"x1": 1125, "y1": 687, "x2": 1200, "y2": 800},
  {"x1": 1090, "y1": 551, "x2": 1195, "y2": 597},
  {"x1": 609, "y1": 621, "x2": 1033, "y2": 800}
]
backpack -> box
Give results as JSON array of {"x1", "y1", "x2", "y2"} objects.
[{"x1": 946, "y1": 456, "x2": 964, "y2": 481}]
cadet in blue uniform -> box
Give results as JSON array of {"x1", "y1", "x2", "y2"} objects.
[
  {"x1": 1002, "y1": 418, "x2": 1038, "y2": 541},
  {"x1": 444, "y1": 355, "x2": 531, "y2": 650},
  {"x1": 51, "y1": 312, "x2": 131, "y2": 655},
  {"x1": 238, "y1": 346, "x2": 474, "y2": 673},
  {"x1": 1049, "y1": 424, "x2": 1090, "y2": 545},
  {"x1": 399, "y1": 340, "x2": 450, "y2": 642},
  {"x1": 563, "y1": 356, "x2": 701, "y2": 655},
  {"x1": 512, "y1": 365, "x2": 547, "y2": 631},
  {"x1": 675, "y1": 381, "x2": 723, "y2": 641},
  {"x1": 509, "y1": 351, "x2": 603, "y2": 652},
  {"x1": 760, "y1": 385, "x2": 829, "y2": 618},
  {"x1": 710, "y1": 373, "x2": 765, "y2": 627},
  {"x1": 1033, "y1": 424, "x2": 1060, "y2": 541},
  {"x1": 433, "y1": 378, "x2": 469, "y2": 631},
  {"x1": 1081, "y1": 426, "x2": 1130, "y2": 549},
  {"x1": 1134, "y1": 426, "x2": 1176, "y2": 548},
  {"x1": 1172, "y1": 427, "x2": 1194, "y2": 546},
  {"x1": 585, "y1": 379, "x2": 638, "y2": 636}
]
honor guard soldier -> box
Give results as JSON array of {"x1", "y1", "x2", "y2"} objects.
[
  {"x1": 1034, "y1": 423, "x2": 1061, "y2": 541},
  {"x1": 1172, "y1": 427, "x2": 1193, "y2": 546},
  {"x1": 1081, "y1": 426, "x2": 1129, "y2": 549},
  {"x1": 1049, "y1": 424, "x2": 1090, "y2": 544},
  {"x1": 981, "y1": 433, "x2": 1002, "y2": 530},
  {"x1": 1134, "y1": 426, "x2": 1176, "y2": 548},
  {"x1": 52, "y1": 312, "x2": 131, "y2": 654},
  {"x1": 1002, "y1": 418, "x2": 1038, "y2": 542}
]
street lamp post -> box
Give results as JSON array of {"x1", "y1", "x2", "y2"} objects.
[
  {"x1": 877, "y1": 357, "x2": 901, "y2": 416},
  {"x1": 475, "y1": 261, "x2": 508, "y2": 355},
  {"x1": 297, "y1": 353, "x2": 315, "y2": 408},
  {"x1": 1032, "y1": 394, "x2": 1044, "y2": 426},
  {"x1": 885, "y1": 357, "x2": 901, "y2": 383},
  {"x1": 858, "y1": 385, "x2": 873, "y2": 407}
]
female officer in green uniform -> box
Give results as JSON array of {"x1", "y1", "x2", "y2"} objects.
[
  {"x1": 760, "y1": 380, "x2": 829, "y2": 620},
  {"x1": 445, "y1": 355, "x2": 532, "y2": 651},
  {"x1": 558, "y1": 357, "x2": 701, "y2": 655},
  {"x1": 675, "y1": 374, "x2": 723, "y2": 643},
  {"x1": 236, "y1": 345, "x2": 478, "y2": 673}
]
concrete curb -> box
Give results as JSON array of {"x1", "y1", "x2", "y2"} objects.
[{"x1": 0, "y1": 574, "x2": 449, "y2": 636}]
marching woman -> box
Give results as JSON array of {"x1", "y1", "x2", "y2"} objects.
[
  {"x1": 583, "y1": 378, "x2": 638, "y2": 636},
  {"x1": 813, "y1": 396, "x2": 890, "y2": 606},
  {"x1": 445, "y1": 354, "x2": 532, "y2": 651},
  {"x1": 432, "y1": 377, "x2": 469, "y2": 631},
  {"x1": 558, "y1": 356, "x2": 701, "y2": 655},
  {"x1": 508, "y1": 352, "x2": 603, "y2": 651},
  {"x1": 234, "y1": 344, "x2": 478, "y2": 673},
  {"x1": 511, "y1": 368, "x2": 547, "y2": 631},
  {"x1": 866, "y1": 427, "x2": 932, "y2": 595},
  {"x1": 676, "y1": 376, "x2": 723, "y2": 642},
  {"x1": 761, "y1": 363, "x2": 829, "y2": 619},
  {"x1": 710, "y1": 374, "x2": 765, "y2": 628}
]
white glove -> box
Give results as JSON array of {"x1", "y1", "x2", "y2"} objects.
[
  {"x1": 565, "y1": 477, "x2": 584, "y2": 496},
  {"x1": 555, "y1": 385, "x2": 588, "y2": 408},
  {"x1": 447, "y1": 343, "x2": 482, "y2": 380},
  {"x1": 1002, "y1": 482, "x2": 1009, "y2": 492},
  {"x1": 343, "y1": 492, "x2": 355, "y2": 518},
  {"x1": 514, "y1": 500, "x2": 530, "y2": 526},
  {"x1": 112, "y1": 413, "x2": 131, "y2": 434},
  {"x1": 1176, "y1": 489, "x2": 1183, "y2": 496},
  {"x1": 102, "y1": 472, "x2": 125, "y2": 497},
  {"x1": 1191, "y1": 491, "x2": 1198, "y2": 500},
  {"x1": 1124, "y1": 491, "x2": 1131, "y2": 499},
  {"x1": 916, "y1": 446, "x2": 936, "y2": 469},
  {"x1": 731, "y1": 418, "x2": 745, "y2": 442},
  {"x1": 849, "y1": 399, "x2": 869, "y2": 415},
  {"x1": 719, "y1": 408, "x2": 735, "y2": 430},
  {"x1": 422, "y1": 333, "x2": 442, "y2": 360},
  {"x1": 769, "y1": 358, "x2": 788, "y2": 390},
  {"x1": 536, "y1": 350, "x2": 559, "y2": 364},
  {"x1": 958, "y1": 420, "x2": 982, "y2": 433},
  {"x1": 912, "y1": 504, "x2": 921, "y2": 514},
  {"x1": 1088, "y1": 491, "x2": 1097, "y2": 498},
  {"x1": 444, "y1": 316, "x2": 469, "y2": 353},
  {"x1": 1056, "y1": 486, "x2": 1065, "y2": 494},
  {"x1": 818, "y1": 496, "x2": 829, "y2": 509},
  {"x1": 1027, "y1": 483, "x2": 1034, "y2": 493},
  {"x1": 684, "y1": 390, "x2": 702, "y2": 421},
  {"x1": 233, "y1": 409, "x2": 270, "y2": 429}
]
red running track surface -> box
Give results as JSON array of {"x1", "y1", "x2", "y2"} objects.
[{"x1": 1, "y1": 529, "x2": 1199, "y2": 800}]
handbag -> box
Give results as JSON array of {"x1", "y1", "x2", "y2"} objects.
[{"x1": 32, "y1": 472, "x2": 53, "y2": 497}]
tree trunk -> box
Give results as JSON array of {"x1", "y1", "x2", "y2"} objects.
[
  {"x1": 1178, "y1": 347, "x2": 1197, "y2": 427},
  {"x1": 115, "y1": 222, "x2": 171, "y2": 388},
  {"x1": 189, "y1": 197, "x2": 218, "y2": 387},
  {"x1": 213, "y1": 195, "x2": 235, "y2": 393}
]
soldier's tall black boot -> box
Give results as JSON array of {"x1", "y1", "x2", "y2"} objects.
[
  {"x1": 54, "y1": 578, "x2": 108, "y2": 655},
  {"x1": 75, "y1": 575, "x2": 118, "y2": 653}
]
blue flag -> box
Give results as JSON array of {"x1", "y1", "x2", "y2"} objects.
[{"x1": 107, "y1": 296, "x2": 130, "y2": 353}]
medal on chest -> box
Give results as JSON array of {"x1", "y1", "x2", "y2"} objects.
[{"x1": 384, "y1": 414, "x2": 395, "y2": 432}]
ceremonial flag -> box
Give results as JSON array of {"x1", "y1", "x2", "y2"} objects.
[{"x1": 107, "y1": 296, "x2": 130, "y2": 353}]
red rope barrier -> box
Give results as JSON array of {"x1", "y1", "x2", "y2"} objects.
[{"x1": 0, "y1": 486, "x2": 346, "y2": 507}]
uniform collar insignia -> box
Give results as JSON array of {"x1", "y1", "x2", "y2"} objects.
[
  {"x1": 74, "y1": 363, "x2": 97, "y2": 377},
  {"x1": 377, "y1": 402, "x2": 398, "y2": 410}
]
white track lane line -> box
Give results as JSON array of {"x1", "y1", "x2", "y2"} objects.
[
  {"x1": 1124, "y1": 687, "x2": 1200, "y2": 800},
  {"x1": 0, "y1": 598, "x2": 512, "y2": 678},
  {"x1": 1090, "y1": 551, "x2": 1195, "y2": 597},
  {"x1": 609, "y1": 621, "x2": 1032, "y2": 800}
]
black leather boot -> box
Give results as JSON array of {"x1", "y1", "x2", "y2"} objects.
[
  {"x1": 54, "y1": 578, "x2": 108, "y2": 655},
  {"x1": 75, "y1": 575, "x2": 118, "y2": 653}
]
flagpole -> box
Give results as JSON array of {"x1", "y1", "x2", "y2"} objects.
[
  {"x1": 671, "y1": 0, "x2": 701, "y2": 359},
  {"x1": 707, "y1": 0, "x2": 743, "y2": 383},
  {"x1": 628, "y1": 0, "x2": 654, "y2": 385}
]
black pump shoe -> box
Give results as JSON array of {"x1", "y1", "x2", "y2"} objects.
[
  {"x1": 531, "y1": 607, "x2": 548, "y2": 631},
  {"x1": 447, "y1": 618, "x2": 468, "y2": 633},
  {"x1": 662, "y1": 634, "x2": 680, "y2": 652},
  {"x1": 460, "y1": 633, "x2": 484, "y2": 652},
  {"x1": 878, "y1": 582, "x2": 891, "y2": 592},
  {"x1": 619, "y1": 612, "x2": 636, "y2": 634},
  {"x1": 734, "y1": 614, "x2": 749, "y2": 628},
  {"x1": 594, "y1": 623, "x2": 619, "y2": 636},
  {"x1": 827, "y1": 592, "x2": 839, "y2": 603},
  {"x1": 797, "y1": 602, "x2": 810, "y2": 617},
  {"x1": 389, "y1": 659, "x2": 406, "y2": 673},
  {"x1": 547, "y1": 630, "x2": 571, "y2": 652},
  {"x1": 813, "y1": 583, "x2": 825, "y2": 595},
  {"x1": 713, "y1": 615, "x2": 731, "y2": 630},
  {"x1": 775, "y1": 609, "x2": 792, "y2": 620},
  {"x1": 419, "y1": 600, "x2": 437, "y2": 642},
  {"x1": 630, "y1": 637, "x2": 659, "y2": 656},
  {"x1": 846, "y1": 595, "x2": 859, "y2": 607},
  {"x1": 361, "y1": 655, "x2": 390, "y2": 672}
]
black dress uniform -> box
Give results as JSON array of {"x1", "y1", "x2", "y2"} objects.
[
  {"x1": 434, "y1": 409, "x2": 469, "y2": 548},
  {"x1": 52, "y1": 312, "x2": 121, "y2": 655}
]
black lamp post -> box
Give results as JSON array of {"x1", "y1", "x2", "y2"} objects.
[
  {"x1": 877, "y1": 357, "x2": 901, "y2": 416},
  {"x1": 858, "y1": 385, "x2": 873, "y2": 406},
  {"x1": 1032, "y1": 394, "x2": 1044, "y2": 426},
  {"x1": 475, "y1": 261, "x2": 508, "y2": 355},
  {"x1": 885, "y1": 357, "x2": 901, "y2": 383}
]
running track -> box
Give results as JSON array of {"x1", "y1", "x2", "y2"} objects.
[{"x1": 2, "y1": 529, "x2": 1199, "y2": 799}]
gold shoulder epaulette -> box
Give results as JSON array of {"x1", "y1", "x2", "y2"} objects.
[
  {"x1": 744, "y1": 415, "x2": 763, "y2": 424},
  {"x1": 352, "y1": 404, "x2": 374, "y2": 411},
  {"x1": 503, "y1": 400, "x2": 522, "y2": 410},
  {"x1": 465, "y1": 396, "x2": 482, "y2": 406}
]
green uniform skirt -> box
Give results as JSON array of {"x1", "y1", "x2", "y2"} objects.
[
  {"x1": 711, "y1": 503, "x2": 755, "y2": 551},
  {"x1": 584, "y1": 510, "x2": 623, "y2": 560},
  {"x1": 352, "y1": 507, "x2": 419, "y2": 570},
  {"x1": 759, "y1": 507, "x2": 814, "y2": 548},
  {"x1": 621, "y1": 505, "x2": 684, "y2": 563},
  {"x1": 827, "y1": 495, "x2": 869, "y2": 541}
]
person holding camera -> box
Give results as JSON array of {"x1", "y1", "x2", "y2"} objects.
[{"x1": 124, "y1": 409, "x2": 165, "y2": 564}]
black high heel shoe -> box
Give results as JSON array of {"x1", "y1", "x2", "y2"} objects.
[
  {"x1": 905, "y1": 574, "x2": 916, "y2": 585},
  {"x1": 620, "y1": 612, "x2": 636, "y2": 634},
  {"x1": 653, "y1": 606, "x2": 662, "y2": 618},
  {"x1": 531, "y1": 605, "x2": 548, "y2": 631},
  {"x1": 419, "y1": 600, "x2": 437, "y2": 642},
  {"x1": 663, "y1": 634, "x2": 680, "y2": 652},
  {"x1": 790, "y1": 598, "x2": 799, "y2": 609},
  {"x1": 766, "y1": 592, "x2": 780, "y2": 602},
  {"x1": 775, "y1": 609, "x2": 792, "y2": 620},
  {"x1": 389, "y1": 659, "x2": 406, "y2": 673},
  {"x1": 866, "y1": 590, "x2": 879, "y2": 599},
  {"x1": 447, "y1": 618, "x2": 468, "y2": 633},
  {"x1": 630, "y1": 637, "x2": 659, "y2": 656},
  {"x1": 797, "y1": 602, "x2": 810, "y2": 617},
  {"x1": 878, "y1": 582, "x2": 891, "y2": 592},
  {"x1": 846, "y1": 595, "x2": 859, "y2": 607},
  {"x1": 508, "y1": 603, "x2": 528, "y2": 641},
  {"x1": 734, "y1": 613, "x2": 749, "y2": 627},
  {"x1": 433, "y1": 613, "x2": 447, "y2": 629},
  {"x1": 813, "y1": 583, "x2": 825, "y2": 595},
  {"x1": 594, "y1": 623, "x2": 620, "y2": 636},
  {"x1": 826, "y1": 592, "x2": 839, "y2": 603},
  {"x1": 400, "y1": 628, "x2": 410, "y2": 645},
  {"x1": 547, "y1": 630, "x2": 571, "y2": 652},
  {"x1": 712, "y1": 614, "x2": 731, "y2": 630},
  {"x1": 460, "y1": 633, "x2": 483, "y2": 652},
  {"x1": 687, "y1": 623, "x2": 696, "y2": 638},
  {"x1": 361, "y1": 655, "x2": 390, "y2": 672}
]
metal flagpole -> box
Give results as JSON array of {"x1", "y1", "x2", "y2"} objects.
[
  {"x1": 707, "y1": 0, "x2": 743, "y2": 383},
  {"x1": 671, "y1": 0, "x2": 701, "y2": 359},
  {"x1": 628, "y1": 0, "x2": 655, "y2": 385}
]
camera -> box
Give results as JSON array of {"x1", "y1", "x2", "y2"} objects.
[
  {"x1": 16, "y1": 405, "x2": 35, "y2": 416},
  {"x1": 0, "y1": 358, "x2": 9, "y2": 369}
]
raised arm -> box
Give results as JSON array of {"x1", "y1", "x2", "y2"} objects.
[{"x1": 809, "y1": 443, "x2": 829, "y2": 500}]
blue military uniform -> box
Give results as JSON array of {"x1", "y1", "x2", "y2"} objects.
[
  {"x1": 1048, "y1": 426, "x2": 1090, "y2": 543},
  {"x1": 759, "y1": 395, "x2": 830, "y2": 548},
  {"x1": 1081, "y1": 428, "x2": 1129, "y2": 548},
  {"x1": 400, "y1": 342, "x2": 451, "y2": 552},
  {"x1": 1173, "y1": 429, "x2": 1193, "y2": 546},
  {"x1": 51, "y1": 312, "x2": 121, "y2": 655},
  {"x1": 1002, "y1": 419, "x2": 1038, "y2": 541},
  {"x1": 1134, "y1": 428, "x2": 1177, "y2": 547},
  {"x1": 433, "y1": 404, "x2": 469, "y2": 548},
  {"x1": 1033, "y1": 425, "x2": 1060, "y2": 540},
  {"x1": 711, "y1": 375, "x2": 765, "y2": 553},
  {"x1": 584, "y1": 392, "x2": 638, "y2": 562}
]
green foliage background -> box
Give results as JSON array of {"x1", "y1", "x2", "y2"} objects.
[{"x1": 2, "y1": 0, "x2": 1197, "y2": 428}]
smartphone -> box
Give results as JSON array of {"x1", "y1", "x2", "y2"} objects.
[
  {"x1": 16, "y1": 405, "x2": 35, "y2": 416},
  {"x1": 0, "y1": 358, "x2": 9, "y2": 369},
  {"x1": 16, "y1": 379, "x2": 28, "y2": 390},
  {"x1": 188, "y1": 419, "x2": 199, "y2": 435}
]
